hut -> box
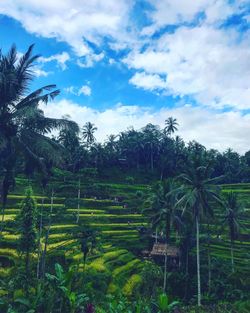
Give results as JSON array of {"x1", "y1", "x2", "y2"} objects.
[{"x1": 150, "y1": 243, "x2": 180, "y2": 268}]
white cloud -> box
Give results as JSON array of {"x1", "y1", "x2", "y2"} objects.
[
  {"x1": 39, "y1": 52, "x2": 70, "y2": 70},
  {"x1": 77, "y1": 53, "x2": 104, "y2": 68},
  {"x1": 142, "y1": 0, "x2": 246, "y2": 35},
  {"x1": 64, "y1": 86, "x2": 76, "y2": 95},
  {"x1": 125, "y1": 26, "x2": 250, "y2": 109},
  {"x1": 129, "y1": 72, "x2": 167, "y2": 91},
  {"x1": 39, "y1": 99, "x2": 250, "y2": 154},
  {"x1": 64, "y1": 85, "x2": 91, "y2": 97},
  {"x1": 78, "y1": 85, "x2": 91, "y2": 96},
  {"x1": 32, "y1": 66, "x2": 51, "y2": 77},
  {"x1": 0, "y1": 0, "x2": 134, "y2": 59}
]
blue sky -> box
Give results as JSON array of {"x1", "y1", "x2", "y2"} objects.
[{"x1": 0, "y1": 0, "x2": 250, "y2": 153}]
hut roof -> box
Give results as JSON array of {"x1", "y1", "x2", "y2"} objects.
[{"x1": 150, "y1": 243, "x2": 180, "y2": 257}]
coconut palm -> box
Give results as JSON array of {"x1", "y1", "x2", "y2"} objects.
[
  {"x1": 164, "y1": 117, "x2": 179, "y2": 136},
  {"x1": 0, "y1": 44, "x2": 78, "y2": 231},
  {"x1": 81, "y1": 122, "x2": 97, "y2": 147},
  {"x1": 177, "y1": 165, "x2": 222, "y2": 306},
  {"x1": 146, "y1": 179, "x2": 180, "y2": 243},
  {"x1": 221, "y1": 192, "x2": 245, "y2": 273},
  {"x1": 142, "y1": 123, "x2": 161, "y2": 171},
  {"x1": 144, "y1": 179, "x2": 181, "y2": 291}
]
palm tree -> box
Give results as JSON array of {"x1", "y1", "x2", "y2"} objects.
[
  {"x1": 221, "y1": 192, "x2": 244, "y2": 273},
  {"x1": 0, "y1": 44, "x2": 78, "y2": 231},
  {"x1": 144, "y1": 179, "x2": 181, "y2": 291},
  {"x1": 164, "y1": 117, "x2": 179, "y2": 136},
  {"x1": 146, "y1": 180, "x2": 180, "y2": 243},
  {"x1": 142, "y1": 124, "x2": 161, "y2": 171},
  {"x1": 81, "y1": 122, "x2": 97, "y2": 147},
  {"x1": 177, "y1": 165, "x2": 222, "y2": 306}
]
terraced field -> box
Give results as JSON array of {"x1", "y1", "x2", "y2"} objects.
[
  {"x1": 0, "y1": 176, "x2": 149, "y2": 295},
  {"x1": 204, "y1": 184, "x2": 250, "y2": 273},
  {"x1": 0, "y1": 177, "x2": 249, "y2": 297}
]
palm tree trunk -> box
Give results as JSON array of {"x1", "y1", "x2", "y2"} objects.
[
  {"x1": 163, "y1": 250, "x2": 168, "y2": 291},
  {"x1": 166, "y1": 215, "x2": 170, "y2": 243},
  {"x1": 207, "y1": 223, "x2": 211, "y2": 294},
  {"x1": 0, "y1": 165, "x2": 14, "y2": 234},
  {"x1": 37, "y1": 196, "x2": 44, "y2": 279},
  {"x1": 208, "y1": 246, "x2": 211, "y2": 294},
  {"x1": 231, "y1": 240, "x2": 234, "y2": 273},
  {"x1": 150, "y1": 143, "x2": 154, "y2": 172},
  {"x1": 41, "y1": 189, "x2": 54, "y2": 278},
  {"x1": 76, "y1": 178, "x2": 80, "y2": 224},
  {"x1": 184, "y1": 245, "x2": 189, "y2": 300},
  {"x1": 196, "y1": 216, "x2": 201, "y2": 306}
]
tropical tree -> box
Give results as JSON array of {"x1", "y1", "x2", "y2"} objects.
[
  {"x1": 146, "y1": 179, "x2": 180, "y2": 243},
  {"x1": 18, "y1": 187, "x2": 37, "y2": 288},
  {"x1": 164, "y1": 117, "x2": 178, "y2": 136},
  {"x1": 81, "y1": 122, "x2": 97, "y2": 147},
  {"x1": 142, "y1": 123, "x2": 161, "y2": 171},
  {"x1": 144, "y1": 179, "x2": 181, "y2": 291},
  {"x1": 221, "y1": 192, "x2": 245, "y2": 273},
  {"x1": 177, "y1": 165, "x2": 222, "y2": 306},
  {"x1": 0, "y1": 44, "x2": 78, "y2": 230}
]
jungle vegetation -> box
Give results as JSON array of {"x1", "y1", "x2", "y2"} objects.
[{"x1": 0, "y1": 45, "x2": 249, "y2": 313}]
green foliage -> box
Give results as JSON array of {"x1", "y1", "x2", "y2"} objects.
[
  {"x1": 233, "y1": 300, "x2": 250, "y2": 313},
  {"x1": 122, "y1": 274, "x2": 142, "y2": 297},
  {"x1": 139, "y1": 261, "x2": 163, "y2": 298},
  {"x1": 18, "y1": 187, "x2": 37, "y2": 252},
  {"x1": 45, "y1": 263, "x2": 88, "y2": 313},
  {"x1": 125, "y1": 176, "x2": 135, "y2": 185},
  {"x1": 155, "y1": 293, "x2": 179, "y2": 313}
]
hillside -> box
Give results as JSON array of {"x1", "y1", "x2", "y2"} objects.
[{"x1": 1, "y1": 174, "x2": 249, "y2": 302}]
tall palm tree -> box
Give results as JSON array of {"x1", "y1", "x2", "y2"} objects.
[
  {"x1": 177, "y1": 165, "x2": 222, "y2": 306},
  {"x1": 144, "y1": 179, "x2": 181, "y2": 291},
  {"x1": 0, "y1": 44, "x2": 78, "y2": 231},
  {"x1": 222, "y1": 192, "x2": 244, "y2": 273},
  {"x1": 146, "y1": 179, "x2": 180, "y2": 243},
  {"x1": 164, "y1": 117, "x2": 179, "y2": 136},
  {"x1": 81, "y1": 122, "x2": 97, "y2": 147},
  {"x1": 142, "y1": 123, "x2": 161, "y2": 171}
]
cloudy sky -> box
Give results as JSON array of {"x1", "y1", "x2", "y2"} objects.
[{"x1": 0, "y1": 0, "x2": 250, "y2": 153}]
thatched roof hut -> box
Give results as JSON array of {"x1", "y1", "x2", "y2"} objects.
[{"x1": 150, "y1": 243, "x2": 180, "y2": 257}]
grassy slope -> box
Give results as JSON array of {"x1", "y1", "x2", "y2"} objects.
[
  {"x1": 0, "y1": 176, "x2": 250, "y2": 295},
  {"x1": 0, "y1": 176, "x2": 149, "y2": 296}
]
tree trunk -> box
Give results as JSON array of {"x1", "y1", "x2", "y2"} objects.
[
  {"x1": 184, "y1": 245, "x2": 189, "y2": 301},
  {"x1": 150, "y1": 143, "x2": 154, "y2": 172},
  {"x1": 196, "y1": 216, "x2": 201, "y2": 306},
  {"x1": 37, "y1": 196, "x2": 44, "y2": 279},
  {"x1": 0, "y1": 166, "x2": 14, "y2": 233},
  {"x1": 76, "y1": 178, "x2": 81, "y2": 224},
  {"x1": 207, "y1": 223, "x2": 211, "y2": 294},
  {"x1": 25, "y1": 250, "x2": 30, "y2": 296},
  {"x1": 208, "y1": 246, "x2": 211, "y2": 294},
  {"x1": 41, "y1": 189, "x2": 54, "y2": 278},
  {"x1": 166, "y1": 214, "x2": 171, "y2": 243},
  {"x1": 163, "y1": 250, "x2": 168, "y2": 291},
  {"x1": 231, "y1": 240, "x2": 235, "y2": 273}
]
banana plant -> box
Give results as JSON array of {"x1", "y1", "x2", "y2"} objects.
[
  {"x1": 46, "y1": 263, "x2": 88, "y2": 313},
  {"x1": 156, "y1": 293, "x2": 179, "y2": 313}
]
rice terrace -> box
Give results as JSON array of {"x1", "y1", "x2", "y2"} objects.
[{"x1": 0, "y1": 1, "x2": 250, "y2": 312}]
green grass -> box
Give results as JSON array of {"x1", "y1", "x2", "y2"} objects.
[
  {"x1": 112, "y1": 259, "x2": 141, "y2": 278},
  {"x1": 123, "y1": 274, "x2": 142, "y2": 296},
  {"x1": 3, "y1": 177, "x2": 249, "y2": 296}
]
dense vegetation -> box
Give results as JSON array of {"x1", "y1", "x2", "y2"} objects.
[{"x1": 0, "y1": 46, "x2": 249, "y2": 312}]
